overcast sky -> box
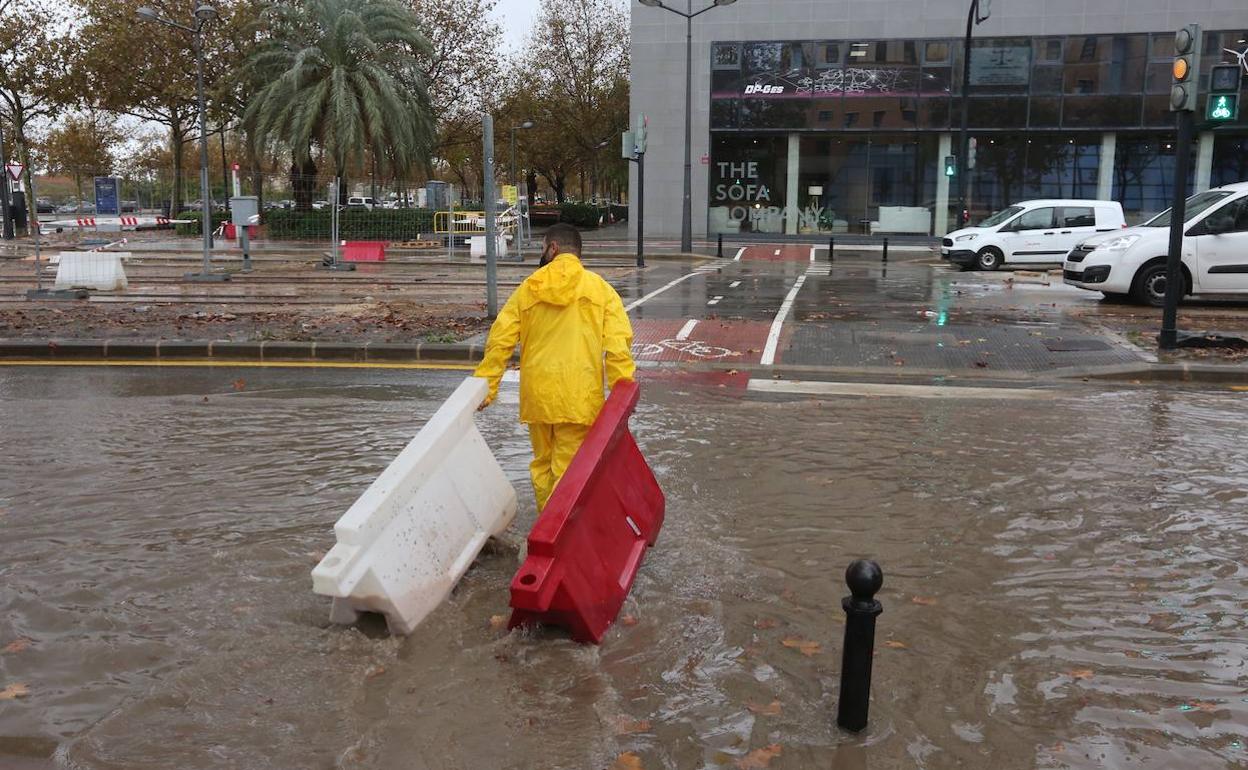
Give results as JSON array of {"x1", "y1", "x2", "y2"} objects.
[{"x1": 491, "y1": 0, "x2": 628, "y2": 52}]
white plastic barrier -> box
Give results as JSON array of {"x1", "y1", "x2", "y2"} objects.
[
  {"x1": 311, "y1": 376, "x2": 517, "y2": 634},
  {"x1": 54, "y1": 252, "x2": 129, "y2": 291}
]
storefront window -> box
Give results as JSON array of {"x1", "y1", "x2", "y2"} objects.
[
  {"x1": 966, "y1": 135, "x2": 1100, "y2": 221},
  {"x1": 1113, "y1": 136, "x2": 1197, "y2": 222},
  {"x1": 968, "y1": 38, "x2": 1032, "y2": 94},
  {"x1": 1211, "y1": 136, "x2": 1248, "y2": 189},
  {"x1": 708, "y1": 136, "x2": 789, "y2": 235}
]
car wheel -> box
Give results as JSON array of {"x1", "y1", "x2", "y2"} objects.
[
  {"x1": 976, "y1": 247, "x2": 1004, "y2": 271},
  {"x1": 1131, "y1": 263, "x2": 1185, "y2": 307}
]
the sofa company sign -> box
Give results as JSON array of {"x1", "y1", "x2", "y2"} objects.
[{"x1": 713, "y1": 161, "x2": 780, "y2": 224}]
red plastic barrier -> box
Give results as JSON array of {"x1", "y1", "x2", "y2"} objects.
[
  {"x1": 508, "y1": 380, "x2": 665, "y2": 644},
  {"x1": 343, "y1": 241, "x2": 386, "y2": 262},
  {"x1": 222, "y1": 223, "x2": 259, "y2": 239}
]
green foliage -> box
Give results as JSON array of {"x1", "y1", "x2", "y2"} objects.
[
  {"x1": 558, "y1": 202, "x2": 604, "y2": 229},
  {"x1": 263, "y1": 208, "x2": 436, "y2": 239},
  {"x1": 243, "y1": 0, "x2": 435, "y2": 176},
  {"x1": 175, "y1": 209, "x2": 229, "y2": 236}
]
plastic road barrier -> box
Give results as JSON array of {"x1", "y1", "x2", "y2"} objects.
[
  {"x1": 54, "y1": 251, "x2": 128, "y2": 291},
  {"x1": 343, "y1": 241, "x2": 386, "y2": 262},
  {"x1": 508, "y1": 380, "x2": 665, "y2": 644},
  {"x1": 312, "y1": 377, "x2": 518, "y2": 635}
]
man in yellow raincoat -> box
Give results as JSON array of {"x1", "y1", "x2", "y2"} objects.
[{"x1": 475, "y1": 223, "x2": 635, "y2": 510}]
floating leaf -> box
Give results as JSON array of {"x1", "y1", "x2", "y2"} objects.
[
  {"x1": 620, "y1": 614, "x2": 639, "y2": 627},
  {"x1": 488, "y1": 614, "x2": 508, "y2": 631},
  {"x1": 0, "y1": 683, "x2": 30, "y2": 700},
  {"x1": 2, "y1": 638, "x2": 32, "y2": 655},
  {"x1": 735, "y1": 743, "x2": 782, "y2": 769},
  {"x1": 753, "y1": 618, "x2": 779, "y2": 630},
  {"x1": 609, "y1": 716, "x2": 652, "y2": 735},
  {"x1": 781, "y1": 637, "x2": 821, "y2": 656},
  {"x1": 746, "y1": 699, "x2": 782, "y2": 716},
  {"x1": 911, "y1": 596, "x2": 938, "y2": 606},
  {"x1": 884, "y1": 640, "x2": 908, "y2": 649},
  {"x1": 364, "y1": 665, "x2": 385, "y2": 680},
  {"x1": 1069, "y1": 669, "x2": 1094, "y2": 680},
  {"x1": 610, "y1": 751, "x2": 644, "y2": 770}
]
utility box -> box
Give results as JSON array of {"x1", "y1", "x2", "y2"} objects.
[{"x1": 229, "y1": 195, "x2": 259, "y2": 223}]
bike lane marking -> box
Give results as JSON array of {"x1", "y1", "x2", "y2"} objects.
[
  {"x1": 676, "y1": 320, "x2": 699, "y2": 340},
  {"x1": 707, "y1": 296, "x2": 723, "y2": 305},
  {"x1": 624, "y1": 270, "x2": 700, "y2": 312},
  {"x1": 760, "y1": 272, "x2": 808, "y2": 366},
  {"x1": 733, "y1": 247, "x2": 745, "y2": 261}
]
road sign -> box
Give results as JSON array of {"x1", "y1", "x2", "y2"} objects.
[
  {"x1": 502, "y1": 184, "x2": 518, "y2": 207},
  {"x1": 94, "y1": 176, "x2": 121, "y2": 216},
  {"x1": 1207, "y1": 93, "x2": 1240, "y2": 122},
  {"x1": 5, "y1": 164, "x2": 23, "y2": 182}
]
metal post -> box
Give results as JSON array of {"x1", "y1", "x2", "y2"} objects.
[
  {"x1": 717, "y1": 232, "x2": 723, "y2": 258},
  {"x1": 186, "y1": 30, "x2": 226, "y2": 281},
  {"x1": 331, "y1": 178, "x2": 339, "y2": 266},
  {"x1": 828, "y1": 236, "x2": 834, "y2": 263},
  {"x1": 448, "y1": 183, "x2": 455, "y2": 261},
  {"x1": 484, "y1": 114, "x2": 499, "y2": 317},
  {"x1": 510, "y1": 129, "x2": 521, "y2": 261},
  {"x1": 680, "y1": 5, "x2": 693, "y2": 253},
  {"x1": 956, "y1": 0, "x2": 978, "y2": 228},
  {"x1": 636, "y1": 148, "x2": 645, "y2": 268},
  {"x1": 1160, "y1": 110, "x2": 1194, "y2": 349},
  {"x1": 882, "y1": 237, "x2": 889, "y2": 263},
  {"x1": 0, "y1": 119, "x2": 12, "y2": 240},
  {"x1": 29, "y1": 172, "x2": 42, "y2": 290},
  {"x1": 837, "y1": 559, "x2": 884, "y2": 733}
]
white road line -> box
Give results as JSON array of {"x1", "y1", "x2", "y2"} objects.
[
  {"x1": 808, "y1": 246, "x2": 817, "y2": 262},
  {"x1": 773, "y1": 248, "x2": 781, "y2": 256},
  {"x1": 624, "y1": 271, "x2": 698, "y2": 312},
  {"x1": 676, "y1": 319, "x2": 699, "y2": 340},
  {"x1": 733, "y1": 247, "x2": 745, "y2": 261},
  {"x1": 760, "y1": 274, "x2": 807, "y2": 365},
  {"x1": 747, "y1": 379, "x2": 1054, "y2": 400},
  {"x1": 707, "y1": 295, "x2": 723, "y2": 306},
  {"x1": 729, "y1": 280, "x2": 741, "y2": 288}
]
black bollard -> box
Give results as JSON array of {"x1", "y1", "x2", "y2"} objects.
[
  {"x1": 836, "y1": 559, "x2": 884, "y2": 733},
  {"x1": 882, "y1": 238, "x2": 889, "y2": 263},
  {"x1": 717, "y1": 233, "x2": 723, "y2": 258},
  {"x1": 828, "y1": 236, "x2": 835, "y2": 263}
]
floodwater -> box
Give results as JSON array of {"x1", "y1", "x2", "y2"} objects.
[{"x1": 1, "y1": 366, "x2": 1246, "y2": 769}]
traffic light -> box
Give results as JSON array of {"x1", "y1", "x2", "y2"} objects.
[
  {"x1": 1169, "y1": 24, "x2": 1202, "y2": 112},
  {"x1": 944, "y1": 155, "x2": 956, "y2": 177},
  {"x1": 1207, "y1": 64, "x2": 1242, "y2": 122}
]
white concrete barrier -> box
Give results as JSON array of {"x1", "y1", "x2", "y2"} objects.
[
  {"x1": 312, "y1": 377, "x2": 517, "y2": 634},
  {"x1": 54, "y1": 252, "x2": 129, "y2": 291}
]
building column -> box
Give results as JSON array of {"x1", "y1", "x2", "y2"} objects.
[
  {"x1": 1097, "y1": 132, "x2": 1116, "y2": 201},
  {"x1": 935, "y1": 133, "x2": 952, "y2": 236},
  {"x1": 785, "y1": 133, "x2": 800, "y2": 235},
  {"x1": 1194, "y1": 131, "x2": 1215, "y2": 193}
]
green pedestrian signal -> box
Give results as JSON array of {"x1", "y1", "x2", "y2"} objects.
[
  {"x1": 1207, "y1": 94, "x2": 1239, "y2": 122},
  {"x1": 944, "y1": 155, "x2": 956, "y2": 177}
]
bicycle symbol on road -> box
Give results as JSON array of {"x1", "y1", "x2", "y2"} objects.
[{"x1": 631, "y1": 338, "x2": 737, "y2": 360}]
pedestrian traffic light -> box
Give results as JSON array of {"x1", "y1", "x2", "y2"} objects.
[
  {"x1": 1170, "y1": 24, "x2": 1201, "y2": 112},
  {"x1": 1207, "y1": 64, "x2": 1242, "y2": 122},
  {"x1": 944, "y1": 155, "x2": 956, "y2": 177}
]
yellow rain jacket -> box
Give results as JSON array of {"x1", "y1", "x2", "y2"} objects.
[{"x1": 474, "y1": 253, "x2": 635, "y2": 425}]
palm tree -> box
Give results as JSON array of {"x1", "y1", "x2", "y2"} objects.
[{"x1": 243, "y1": 0, "x2": 434, "y2": 208}]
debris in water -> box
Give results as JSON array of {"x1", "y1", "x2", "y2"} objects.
[
  {"x1": 1068, "y1": 669, "x2": 1094, "y2": 680},
  {"x1": 884, "y1": 640, "x2": 908, "y2": 650},
  {"x1": 620, "y1": 614, "x2": 639, "y2": 627},
  {"x1": 753, "y1": 618, "x2": 779, "y2": 630},
  {"x1": 746, "y1": 700, "x2": 782, "y2": 716},
  {"x1": 488, "y1": 614, "x2": 508, "y2": 631},
  {"x1": 232, "y1": 378, "x2": 246, "y2": 391},
  {"x1": 610, "y1": 751, "x2": 644, "y2": 770},
  {"x1": 609, "y1": 716, "x2": 651, "y2": 735},
  {"x1": 0, "y1": 683, "x2": 30, "y2": 700},
  {"x1": 735, "y1": 743, "x2": 782, "y2": 769},
  {"x1": 780, "y1": 637, "x2": 820, "y2": 656},
  {"x1": 911, "y1": 596, "x2": 938, "y2": 606},
  {"x1": 364, "y1": 665, "x2": 385, "y2": 680}
]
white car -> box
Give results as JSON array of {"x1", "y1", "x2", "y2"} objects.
[
  {"x1": 1064, "y1": 182, "x2": 1248, "y2": 306},
  {"x1": 346, "y1": 196, "x2": 376, "y2": 210},
  {"x1": 942, "y1": 199, "x2": 1126, "y2": 271}
]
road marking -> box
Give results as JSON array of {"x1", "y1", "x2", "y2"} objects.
[
  {"x1": 729, "y1": 280, "x2": 741, "y2": 288},
  {"x1": 0, "y1": 359, "x2": 477, "y2": 371},
  {"x1": 707, "y1": 295, "x2": 723, "y2": 306},
  {"x1": 733, "y1": 247, "x2": 745, "y2": 261},
  {"x1": 760, "y1": 274, "x2": 807, "y2": 365},
  {"x1": 747, "y1": 379, "x2": 1054, "y2": 400},
  {"x1": 676, "y1": 319, "x2": 699, "y2": 340},
  {"x1": 808, "y1": 246, "x2": 817, "y2": 262},
  {"x1": 773, "y1": 248, "x2": 781, "y2": 256},
  {"x1": 624, "y1": 270, "x2": 698, "y2": 312}
]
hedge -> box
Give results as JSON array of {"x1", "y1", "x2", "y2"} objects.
[
  {"x1": 175, "y1": 209, "x2": 228, "y2": 236},
  {"x1": 262, "y1": 208, "x2": 436, "y2": 239},
  {"x1": 558, "y1": 202, "x2": 605, "y2": 228}
]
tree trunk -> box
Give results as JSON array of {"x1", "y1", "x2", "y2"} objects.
[
  {"x1": 554, "y1": 174, "x2": 566, "y2": 204},
  {"x1": 170, "y1": 121, "x2": 185, "y2": 216},
  {"x1": 526, "y1": 170, "x2": 538, "y2": 206},
  {"x1": 291, "y1": 154, "x2": 317, "y2": 210},
  {"x1": 74, "y1": 173, "x2": 83, "y2": 215}
]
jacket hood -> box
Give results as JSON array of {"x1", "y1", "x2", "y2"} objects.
[{"x1": 528, "y1": 253, "x2": 583, "y2": 307}]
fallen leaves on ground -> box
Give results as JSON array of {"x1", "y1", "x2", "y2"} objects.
[
  {"x1": 746, "y1": 699, "x2": 782, "y2": 716},
  {"x1": 610, "y1": 751, "x2": 644, "y2": 770},
  {"x1": 609, "y1": 716, "x2": 652, "y2": 734},
  {"x1": 1068, "y1": 669, "x2": 1094, "y2": 680},
  {"x1": 735, "y1": 744, "x2": 782, "y2": 769},
  {"x1": 781, "y1": 637, "x2": 821, "y2": 656},
  {"x1": 1183, "y1": 701, "x2": 1221, "y2": 713},
  {"x1": 2, "y1": 638, "x2": 32, "y2": 655},
  {"x1": 911, "y1": 596, "x2": 938, "y2": 606},
  {"x1": 753, "y1": 618, "x2": 779, "y2": 630},
  {"x1": 364, "y1": 665, "x2": 385, "y2": 680},
  {"x1": 884, "y1": 640, "x2": 908, "y2": 650},
  {"x1": 0, "y1": 683, "x2": 30, "y2": 700},
  {"x1": 232, "y1": 378, "x2": 246, "y2": 391}
]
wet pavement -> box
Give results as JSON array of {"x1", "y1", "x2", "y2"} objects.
[{"x1": 2, "y1": 365, "x2": 1247, "y2": 769}]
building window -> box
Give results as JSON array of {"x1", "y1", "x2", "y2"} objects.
[
  {"x1": 713, "y1": 44, "x2": 741, "y2": 69},
  {"x1": 1113, "y1": 136, "x2": 1197, "y2": 222},
  {"x1": 924, "y1": 42, "x2": 950, "y2": 64},
  {"x1": 707, "y1": 136, "x2": 789, "y2": 235},
  {"x1": 1211, "y1": 136, "x2": 1248, "y2": 190}
]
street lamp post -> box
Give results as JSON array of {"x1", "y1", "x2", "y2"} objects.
[
  {"x1": 137, "y1": 4, "x2": 227, "y2": 282},
  {"x1": 956, "y1": 0, "x2": 991, "y2": 229},
  {"x1": 509, "y1": 120, "x2": 534, "y2": 260},
  {"x1": 638, "y1": 0, "x2": 738, "y2": 254},
  {"x1": 0, "y1": 118, "x2": 12, "y2": 239}
]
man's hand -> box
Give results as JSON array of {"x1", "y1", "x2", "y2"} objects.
[{"x1": 477, "y1": 393, "x2": 495, "y2": 411}]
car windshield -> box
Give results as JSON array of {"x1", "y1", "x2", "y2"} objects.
[
  {"x1": 1145, "y1": 191, "x2": 1234, "y2": 227},
  {"x1": 978, "y1": 206, "x2": 1023, "y2": 228}
]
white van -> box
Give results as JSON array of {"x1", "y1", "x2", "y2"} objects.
[
  {"x1": 1064, "y1": 182, "x2": 1248, "y2": 305},
  {"x1": 346, "y1": 196, "x2": 376, "y2": 210},
  {"x1": 942, "y1": 199, "x2": 1126, "y2": 271}
]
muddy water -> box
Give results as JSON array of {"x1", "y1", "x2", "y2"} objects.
[{"x1": 1, "y1": 367, "x2": 1246, "y2": 769}]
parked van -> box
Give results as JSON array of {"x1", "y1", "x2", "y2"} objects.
[
  {"x1": 942, "y1": 199, "x2": 1126, "y2": 271},
  {"x1": 1064, "y1": 182, "x2": 1248, "y2": 305},
  {"x1": 346, "y1": 196, "x2": 376, "y2": 210}
]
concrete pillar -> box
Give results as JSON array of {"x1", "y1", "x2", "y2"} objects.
[
  {"x1": 785, "y1": 133, "x2": 800, "y2": 235},
  {"x1": 1194, "y1": 131, "x2": 1215, "y2": 193},
  {"x1": 1097, "y1": 132, "x2": 1116, "y2": 201},
  {"x1": 935, "y1": 133, "x2": 952, "y2": 236}
]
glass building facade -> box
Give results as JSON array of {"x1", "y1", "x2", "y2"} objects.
[{"x1": 707, "y1": 30, "x2": 1248, "y2": 236}]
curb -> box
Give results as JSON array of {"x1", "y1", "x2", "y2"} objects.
[{"x1": 0, "y1": 338, "x2": 484, "y2": 364}]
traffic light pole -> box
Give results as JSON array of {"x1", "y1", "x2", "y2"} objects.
[
  {"x1": 956, "y1": 0, "x2": 978, "y2": 227},
  {"x1": 0, "y1": 119, "x2": 12, "y2": 240},
  {"x1": 1160, "y1": 108, "x2": 1193, "y2": 350}
]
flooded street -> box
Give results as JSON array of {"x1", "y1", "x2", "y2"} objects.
[{"x1": 1, "y1": 366, "x2": 1246, "y2": 769}]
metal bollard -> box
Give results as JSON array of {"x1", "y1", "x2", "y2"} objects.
[
  {"x1": 717, "y1": 233, "x2": 723, "y2": 258},
  {"x1": 836, "y1": 559, "x2": 884, "y2": 733},
  {"x1": 882, "y1": 238, "x2": 889, "y2": 263},
  {"x1": 828, "y1": 236, "x2": 835, "y2": 263}
]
